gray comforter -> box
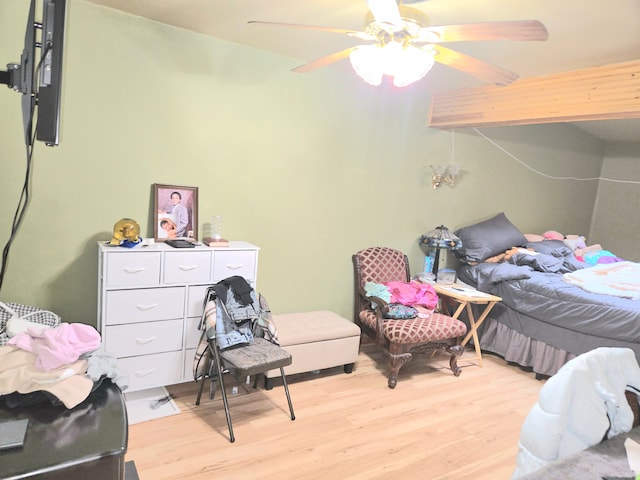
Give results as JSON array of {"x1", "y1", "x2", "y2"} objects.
[{"x1": 457, "y1": 240, "x2": 640, "y2": 353}]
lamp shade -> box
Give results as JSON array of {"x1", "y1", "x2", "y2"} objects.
[
  {"x1": 349, "y1": 43, "x2": 435, "y2": 87},
  {"x1": 419, "y1": 225, "x2": 462, "y2": 250}
]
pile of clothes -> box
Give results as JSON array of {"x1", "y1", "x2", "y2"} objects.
[
  {"x1": 364, "y1": 280, "x2": 439, "y2": 320},
  {"x1": 0, "y1": 322, "x2": 128, "y2": 409}
]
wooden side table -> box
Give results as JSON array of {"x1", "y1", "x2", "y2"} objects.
[{"x1": 433, "y1": 284, "x2": 502, "y2": 366}]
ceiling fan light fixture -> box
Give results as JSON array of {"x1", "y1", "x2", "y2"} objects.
[
  {"x1": 364, "y1": 4, "x2": 429, "y2": 31},
  {"x1": 366, "y1": 0, "x2": 403, "y2": 26},
  {"x1": 350, "y1": 44, "x2": 384, "y2": 85},
  {"x1": 390, "y1": 44, "x2": 435, "y2": 87},
  {"x1": 349, "y1": 43, "x2": 435, "y2": 87},
  {"x1": 251, "y1": 4, "x2": 547, "y2": 86}
]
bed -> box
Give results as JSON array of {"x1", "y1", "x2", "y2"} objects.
[{"x1": 451, "y1": 212, "x2": 640, "y2": 377}]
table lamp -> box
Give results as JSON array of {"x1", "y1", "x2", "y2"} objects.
[{"x1": 419, "y1": 225, "x2": 462, "y2": 276}]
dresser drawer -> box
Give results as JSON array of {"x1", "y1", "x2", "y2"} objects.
[
  {"x1": 105, "y1": 319, "x2": 183, "y2": 358},
  {"x1": 104, "y1": 287, "x2": 185, "y2": 326},
  {"x1": 163, "y1": 250, "x2": 212, "y2": 284},
  {"x1": 212, "y1": 250, "x2": 257, "y2": 283},
  {"x1": 105, "y1": 252, "x2": 161, "y2": 287},
  {"x1": 187, "y1": 285, "x2": 209, "y2": 318},
  {"x1": 185, "y1": 316, "x2": 203, "y2": 350},
  {"x1": 118, "y1": 351, "x2": 184, "y2": 391},
  {"x1": 184, "y1": 348, "x2": 197, "y2": 382}
]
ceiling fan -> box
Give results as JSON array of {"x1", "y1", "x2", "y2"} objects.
[{"x1": 249, "y1": 0, "x2": 548, "y2": 87}]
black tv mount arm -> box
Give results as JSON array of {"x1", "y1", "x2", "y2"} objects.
[
  {"x1": 1, "y1": 18, "x2": 43, "y2": 92},
  {"x1": 0, "y1": 64, "x2": 23, "y2": 91}
]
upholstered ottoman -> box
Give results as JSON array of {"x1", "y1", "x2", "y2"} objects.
[{"x1": 264, "y1": 310, "x2": 361, "y2": 389}]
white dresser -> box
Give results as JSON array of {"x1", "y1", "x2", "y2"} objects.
[{"x1": 97, "y1": 241, "x2": 259, "y2": 392}]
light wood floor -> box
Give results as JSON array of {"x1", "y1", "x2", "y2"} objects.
[{"x1": 126, "y1": 345, "x2": 545, "y2": 480}]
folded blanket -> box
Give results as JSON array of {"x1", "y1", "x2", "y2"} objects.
[{"x1": 0, "y1": 346, "x2": 93, "y2": 409}]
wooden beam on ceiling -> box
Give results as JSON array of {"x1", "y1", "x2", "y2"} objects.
[{"x1": 428, "y1": 59, "x2": 640, "y2": 129}]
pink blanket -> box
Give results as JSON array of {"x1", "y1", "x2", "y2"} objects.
[{"x1": 8, "y1": 322, "x2": 101, "y2": 371}]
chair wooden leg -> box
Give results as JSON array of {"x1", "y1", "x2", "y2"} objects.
[
  {"x1": 448, "y1": 344, "x2": 464, "y2": 377},
  {"x1": 387, "y1": 352, "x2": 412, "y2": 389},
  {"x1": 279, "y1": 367, "x2": 295, "y2": 421}
]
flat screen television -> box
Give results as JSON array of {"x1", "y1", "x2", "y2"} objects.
[{"x1": 1, "y1": 0, "x2": 67, "y2": 147}]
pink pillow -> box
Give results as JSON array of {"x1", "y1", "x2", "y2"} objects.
[
  {"x1": 543, "y1": 230, "x2": 564, "y2": 241},
  {"x1": 524, "y1": 233, "x2": 545, "y2": 242}
]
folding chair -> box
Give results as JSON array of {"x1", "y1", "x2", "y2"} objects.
[{"x1": 194, "y1": 288, "x2": 295, "y2": 443}]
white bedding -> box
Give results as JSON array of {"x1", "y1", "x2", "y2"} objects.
[{"x1": 563, "y1": 261, "x2": 640, "y2": 300}]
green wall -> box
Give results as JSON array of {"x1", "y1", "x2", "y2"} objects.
[
  {"x1": 0, "y1": 1, "x2": 606, "y2": 326},
  {"x1": 590, "y1": 142, "x2": 640, "y2": 261}
]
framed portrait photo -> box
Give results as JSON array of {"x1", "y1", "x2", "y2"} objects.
[{"x1": 153, "y1": 184, "x2": 198, "y2": 241}]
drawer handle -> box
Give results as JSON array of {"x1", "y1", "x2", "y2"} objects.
[
  {"x1": 135, "y1": 336, "x2": 157, "y2": 345},
  {"x1": 123, "y1": 267, "x2": 146, "y2": 274},
  {"x1": 178, "y1": 265, "x2": 198, "y2": 271},
  {"x1": 135, "y1": 304, "x2": 158, "y2": 311},
  {"x1": 134, "y1": 369, "x2": 155, "y2": 377},
  {"x1": 226, "y1": 264, "x2": 244, "y2": 270}
]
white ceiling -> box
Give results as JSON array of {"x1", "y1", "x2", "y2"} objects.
[{"x1": 84, "y1": 0, "x2": 640, "y2": 142}]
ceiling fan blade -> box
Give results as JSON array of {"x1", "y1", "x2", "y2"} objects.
[
  {"x1": 248, "y1": 21, "x2": 373, "y2": 41},
  {"x1": 292, "y1": 47, "x2": 360, "y2": 74},
  {"x1": 431, "y1": 44, "x2": 519, "y2": 86},
  {"x1": 366, "y1": 0, "x2": 402, "y2": 25},
  {"x1": 417, "y1": 20, "x2": 549, "y2": 43}
]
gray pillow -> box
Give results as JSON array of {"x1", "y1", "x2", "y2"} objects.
[
  {"x1": 526, "y1": 240, "x2": 570, "y2": 256},
  {"x1": 453, "y1": 213, "x2": 527, "y2": 264}
]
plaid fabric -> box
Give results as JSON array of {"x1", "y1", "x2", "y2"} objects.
[
  {"x1": 193, "y1": 330, "x2": 211, "y2": 381},
  {"x1": 360, "y1": 310, "x2": 466, "y2": 343},
  {"x1": 0, "y1": 302, "x2": 61, "y2": 346},
  {"x1": 254, "y1": 293, "x2": 279, "y2": 345},
  {"x1": 193, "y1": 299, "x2": 218, "y2": 381}
]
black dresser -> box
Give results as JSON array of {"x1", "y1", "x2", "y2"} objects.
[{"x1": 0, "y1": 380, "x2": 128, "y2": 480}]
